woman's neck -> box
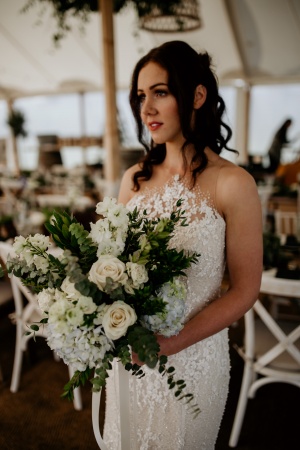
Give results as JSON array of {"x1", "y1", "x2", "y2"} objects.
[{"x1": 162, "y1": 142, "x2": 195, "y2": 176}]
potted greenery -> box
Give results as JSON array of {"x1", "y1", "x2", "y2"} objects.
[{"x1": 6, "y1": 109, "x2": 27, "y2": 176}]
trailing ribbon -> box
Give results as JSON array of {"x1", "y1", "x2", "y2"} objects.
[{"x1": 92, "y1": 363, "x2": 132, "y2": 449}]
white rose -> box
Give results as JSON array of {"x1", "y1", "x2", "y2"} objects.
[
  {"x1": 88, "y1": 255, "x2": 128, "y2": 291},
  {"x1": 102, "y1": 300, "x2": 137, "y2": 340},
  {"x1": 126, "y1": 262, "x2": 148, "y2": 288}
]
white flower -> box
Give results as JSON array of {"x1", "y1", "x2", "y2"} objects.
[
  {"x1": 89, "y1": 219, "x2": 112, "y2": 245},
  {"x1": 124, "y1": 279, "x2": 135, "y2": 295},
  {"x1": 66, "y1": 306, "x2": 84, "y2": 327},
  {"x1": 96, "y1": 240, "x2": 122, "y2": 258},
  {"x1": 61, "y1": 277, "x2": 80, "y2": 299},
  {"x1": 88, "y1": 255, "x2": 128, "y2": 291},
  {"x1": 141, "y1": 278, "x2": 187, "y2": 337},
  {"x1": 77, "y1": 296, "x2": 97, "y2": 314},
  {"x1": 37, "y1": 288, "x2": 55, "y2": 313},
  {"x1": 13, "y1": 235, "x2": 27, "y2": 254},
  {"x1": 89, "y1": 216, "x2": 127, "y2": 257},
  {"x1": 48, "y1": 297, "x2": 68, "y2": 322},
  {"x1": 33, "y1": 255, "x2": 49, "y2": 274},
  {"x1": 126, "y1": 261, "x2": 148, "y2": 289},
  {"x1": 106, "y1": 204, "x2": 129, "y2": 229},
  {"x1": 102, "y1": 300, "x2": 137, "y2": 340},
  {"x1": 27, "y1": 234, "x2": 51, "y2": 252}
]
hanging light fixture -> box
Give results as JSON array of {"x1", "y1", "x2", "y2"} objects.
[{"x1": 138, "y1": 0, "x2": 202, "y2": 33}]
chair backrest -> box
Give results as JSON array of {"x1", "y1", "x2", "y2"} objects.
[
  {"x1": 253, "y1": 301, "x2": 300, "y2": 374},
  {"x1": 248, "y1": 301, "x2": 300, "y2": 378},
  {"x1": 274, "y1": 209, "x2": 298, "y2": 237}
]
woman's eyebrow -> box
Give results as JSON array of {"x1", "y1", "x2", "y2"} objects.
[{"x1": 137, "y1": 82, "x2": 168, "y2": 92}]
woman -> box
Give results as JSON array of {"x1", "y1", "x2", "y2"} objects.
[{"x1": 104, "y1": 41, "x2": 262, "y2": 450}]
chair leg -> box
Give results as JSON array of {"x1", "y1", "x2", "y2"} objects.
[
  {"x1": 53, "y1": 350, "x2": 60, "y2": 362},
  {"x1": 73, "y1": 386, "x2": 83, "y2": 411},
  {"x1": 228, "y1": 362, "x2": 253, "y2": 448},
  {"x1": 10, "y1": 322, "x2": 24, "y2": 393},
  {"x1": 68, "y1": 364, "x2": 83, "y2": 411}
]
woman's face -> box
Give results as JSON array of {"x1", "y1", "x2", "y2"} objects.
[{"x1": 137, "y1": 62, "x2": 183, "y2": 146}]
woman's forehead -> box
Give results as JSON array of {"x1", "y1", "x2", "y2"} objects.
[{"x1": 137, "y1": 62, "x2": 168, "y2": 90}]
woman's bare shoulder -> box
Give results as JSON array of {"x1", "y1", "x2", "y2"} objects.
[
  {"x1": 216, "y1": 159, "x2": 259, "y2": 212},
  {"x1": 118, "y1": 163, "x2": 142, "y2": 204}
]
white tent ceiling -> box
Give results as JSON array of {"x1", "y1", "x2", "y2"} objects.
[{"x1": 0, "y1": 0, "x2": 300, "y2": 101}]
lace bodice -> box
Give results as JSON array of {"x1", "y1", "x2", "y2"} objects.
[{"x1": 127, "y1": 174, "x2": 226, "y2": 320}]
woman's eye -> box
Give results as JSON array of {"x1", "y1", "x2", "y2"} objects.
[{"x1": 155, "y1": 90, "x2": 167, "y2": 97}]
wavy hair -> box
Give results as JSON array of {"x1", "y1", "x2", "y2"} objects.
[{"x1": 129, "y1": 40, "x2": 237, "y2": 190}]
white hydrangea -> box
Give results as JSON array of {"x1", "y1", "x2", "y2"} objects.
[
  {"x1": 47, "y1": 320, "x2": 113, "y2": 371},
  {"x1": 44, "y1": 289, "x2": 112, "y2": 371},
  {"x1": 141, "y1": 278, "x2": 187, "y2": 337}
]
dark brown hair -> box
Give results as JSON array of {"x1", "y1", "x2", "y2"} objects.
[{"x1": 129, "y1": 40, "x2": 237, "y2": 190}]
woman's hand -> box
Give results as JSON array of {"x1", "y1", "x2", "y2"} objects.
[
  {"x1": 131, "y1": 351, "x2": 145, "y2": 366},
  {"x1": 131, "y1": 333, "x2": 180, "y2": 366}
]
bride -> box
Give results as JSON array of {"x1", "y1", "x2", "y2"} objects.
[{"x1": 103, "y1": 40, "x2": 262, "y2": 450}]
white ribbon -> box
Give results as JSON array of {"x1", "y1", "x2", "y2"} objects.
[
  {"x1": 92, "y1": 389, "x2": 108, "y2": 450},
  {"x1": 92, "y1": 363, "x2": 132, "y2": 450}
]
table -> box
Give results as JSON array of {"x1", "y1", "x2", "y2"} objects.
[{"x1": 36, "y1": 194, "x2": 94, "y2": 211}]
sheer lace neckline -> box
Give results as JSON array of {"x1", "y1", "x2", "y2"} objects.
[{"x1": 128, "y1": 174, "x2": 225, "y2": 225}]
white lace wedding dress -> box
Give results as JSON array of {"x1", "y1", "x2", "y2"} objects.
[{"x1": 103, "y1": 175, "x2": 230, "y2": 450}]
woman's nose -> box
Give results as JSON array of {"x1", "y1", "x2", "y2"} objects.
[{"x1": 141, "y1": 97, "x2": 156, "y2": 116}]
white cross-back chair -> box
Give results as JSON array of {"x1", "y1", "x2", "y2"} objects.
[
  {"x1": 229, "y1": 272, "x2": 300, "y2": 447},
  {"x1": 0, "y1": 241, "x2": 82, "y2": 411},
  {"x1": 274, "y1": 210, "x2": 298, "y2": 241}
]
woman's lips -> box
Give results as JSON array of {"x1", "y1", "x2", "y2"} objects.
[{"x1": 148, "y1": 122, "x2": 162, "y2": 131}]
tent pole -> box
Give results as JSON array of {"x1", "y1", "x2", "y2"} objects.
[
  {"x1": 7, "y1": 99, "x2": 20, "y2": 176},
  {"x1": 99, "y1": 0, "x2": 120, "y2": 195},
  {"x1": 235, "y1": 84, "x2": 250, "y2": 166}
]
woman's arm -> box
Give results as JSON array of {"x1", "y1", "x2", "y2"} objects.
[{"x1": 156, "y1": 166, "x2": 263, "y2": 357}]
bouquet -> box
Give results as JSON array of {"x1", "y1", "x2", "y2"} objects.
[{"x1": 6, "y1": 197, "x2": 199, "y2": 415}]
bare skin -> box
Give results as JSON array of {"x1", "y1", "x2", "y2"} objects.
[{"x1": 118, "y1": 62, "x2": 263, "y2": 364}]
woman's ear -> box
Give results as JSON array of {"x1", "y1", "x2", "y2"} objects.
[{"x1": 193, "y1": 85, "x2": 207, "y2": 109}]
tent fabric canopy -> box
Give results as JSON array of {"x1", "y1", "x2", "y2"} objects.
[{"x1": 1, "y1": 0, "x2": 300, "y2": 100}]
